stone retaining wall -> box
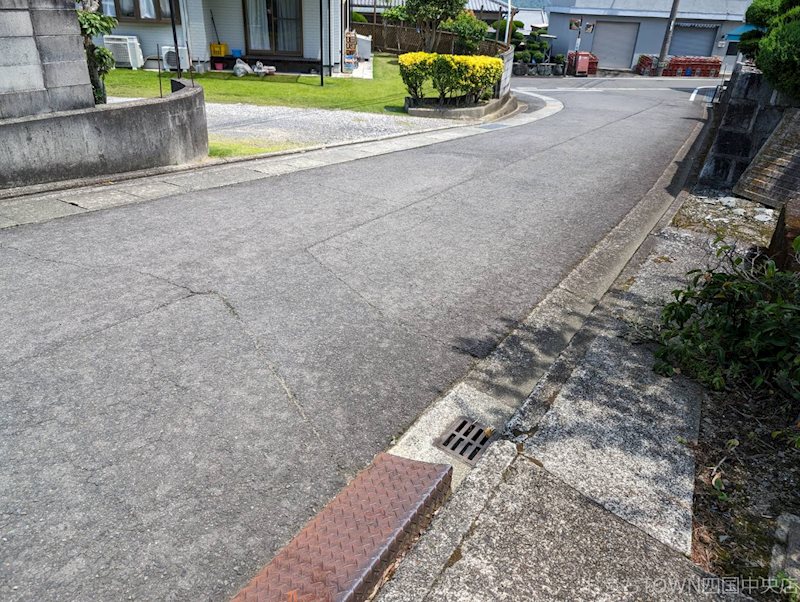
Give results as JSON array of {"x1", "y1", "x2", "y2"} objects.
[
  {"x1": 0, "y1": 81, "x2": 208, "y2": 189},
  {"x1": 0, "y1": 0, "x2": 94, "y2": 119},
  {"x1": 699, "y1": 64, "x2": 798, "y2": 188}
]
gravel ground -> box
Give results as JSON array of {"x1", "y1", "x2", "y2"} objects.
[
  {"x1": 110, "y1": 97, "x2": 461, "y2": 147},
  {"x1": 203, "y1": 102, "x2": 460, "y2": 145}
]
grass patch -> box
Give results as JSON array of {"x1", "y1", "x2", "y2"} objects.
[
  {"x1": 105, "y1": 54, "x2": 416, "y2": 114},
  {"x1": 207, "y1": 137, "x2": 299, "y2": 158}
]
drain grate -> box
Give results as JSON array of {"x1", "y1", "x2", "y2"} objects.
[{"x1": 434, "y1": 417, "x2": 496, "y2": 466}]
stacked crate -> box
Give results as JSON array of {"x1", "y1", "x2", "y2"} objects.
[
  {"x1": 635, "y1": 54, "x2": 721, "y2": 77},
  {"x1": 567, "y1": 52, "x2": 599, "y2": 75}
]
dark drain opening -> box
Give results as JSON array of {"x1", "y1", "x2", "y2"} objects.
[{"x1": 435, "y1": 417, "x2": 495, "y2": 466}]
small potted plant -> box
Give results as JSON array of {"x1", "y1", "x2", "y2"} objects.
[
  {"x1": 553, "y1": 54, "x2": 566, "y2": 76},
  {"x1": 513, "y1": 50, "x2": 531, "y2": 76}
]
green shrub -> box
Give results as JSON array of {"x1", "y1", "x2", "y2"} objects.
[
  {"x1": 430, "y1": 53, "x2": 469, "y2": 102},
  {"x1": 441, "y1": 10, "x2": 489, "y2": 54},
  {"x1": 757, "y1": 18, "x2": 800, "y2": 98},
  {"x1": 739, "y1": 29, "x2": 765, "y2": 58},
  {"x1": 398, "y1": 51, "x2": 434, "y2": 100},
  {"x1": 656, "y1": 240, "x2": 800, "y2": 400},
  {"x1": 746, "y1": 0, "x2": 782, "y2": 26},
  {"x1": 531, "y1": 50, "x2": 545, "y2": 63},
  {"x1": 514, "y1": 51, "x2": 531, "y2": 63},
  {"x1": 351, "y1": 11, "x2": 368, "y2": 23},
  {"x1": 554, "y1": 53, "x2": 566, "y2": 65},
  {"x1": 461, "y1": 54, "x2": 504, "y2": 99},
  {"x1": 772, "y1": 4, "x2": 800, "y2": 24},
  {"x1": 491, "y1": 18, "x2": 524, "y2": 42}
]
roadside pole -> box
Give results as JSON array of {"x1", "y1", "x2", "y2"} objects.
[
  {"x1": 505, "y1": 0, "x2": 512, "y2": 45},
  {"x1": 656, "y1": 0, "x2": 680, "y2": 76},
  {"x1": 319, "y1": 0, "x2": 325, "y2": 86},
  {"x1": 168, "y1": 0, "x2": 182, "y2": 78}
]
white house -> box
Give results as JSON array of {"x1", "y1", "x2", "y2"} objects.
[{"x1": 99, "y1": 0, "x2": 348, "y2": 72}]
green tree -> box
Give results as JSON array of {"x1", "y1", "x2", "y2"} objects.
[
  {"x1": 383, "y1": 5, "x2": 409, "y2": 23},
  {"x1": 743, "y1": 0, "x2": 800, "y2": 97},
  {"x1": 440, "y1": 10, "x2": 489, "y2": 54},
  {"x1": 746, "y1": 0, "x2": 782, "y2": 27},
  {"x1": 76, "y1": 7, "x2": 117, "y2": 104},
  {"x1": 491, "y1": 18, "x2": 524, "y2": 44},
  {"x1": 405, "y1": 0, "x2": 463, "y2": 52},
  {"x1": 757, "y1": 17, "x2": 800, "y2": 98}
]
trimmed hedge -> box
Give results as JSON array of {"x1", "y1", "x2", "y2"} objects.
[
  {"x1": 351, "y1": 11, "x2": 368, "y2": 23},
  {"x1": 398, "y1": 51, "x2": 503, "y2": 105}
]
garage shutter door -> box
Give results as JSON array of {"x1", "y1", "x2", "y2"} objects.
[
  {"x1": 591, "y1": 21, "x2": 639, "y2": 69},
  {"x1": 669, "y1": 25, "x2": 717, "y2": 56}
]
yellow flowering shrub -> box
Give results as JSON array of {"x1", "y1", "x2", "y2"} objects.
[
  {"x1": 398, "y1": 52, "x2": 435, "y2": 100},
  {"x1": 398, "y1": 52, "x2": 504, "y2": 105}
]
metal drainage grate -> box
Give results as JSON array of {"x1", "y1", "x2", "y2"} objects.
[{"x1": 434, "y1": 417, "x2": 496, "y2": 466}]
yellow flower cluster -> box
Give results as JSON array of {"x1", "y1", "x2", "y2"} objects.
[
  {"x1": 398, "y1": 52, "x2": 504, "y2": 102},
  {"x1": 398, "y1": 52, "x2": 435, "y2": 68}
]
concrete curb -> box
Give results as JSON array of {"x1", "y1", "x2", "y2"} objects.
[
  {"x1": 407, "y1": 93, "x2": 519, "y2": 121},
  {"x1": 0, "y1": 93, "x2": 529, "y2": 203},
  {"x1": 228, "y1": 453, "x2": 452, "y2": 602},
  {"x1": 0, "y1": 95, "x2": 563, "y2": 230}
]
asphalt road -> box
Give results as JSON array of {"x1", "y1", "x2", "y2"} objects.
[{"x1": 0, "y1": 78, "x2": 712, "y2": 601}]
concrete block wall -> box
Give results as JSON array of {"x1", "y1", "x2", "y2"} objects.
[{"x1": 0, "y1": 0, "x2": 94, "y2": 120}]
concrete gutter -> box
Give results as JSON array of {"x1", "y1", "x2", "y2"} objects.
[{"x1": 387, "y1": 103, "x2": 713, "y2": 487}]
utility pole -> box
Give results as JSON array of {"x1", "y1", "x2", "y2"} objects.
[
  {"x1": 656, "y1": 0, "x2": 680, "y2": 76},
  {"x1": 505, "y1": 0, "x2": 512, "y2": 45}
]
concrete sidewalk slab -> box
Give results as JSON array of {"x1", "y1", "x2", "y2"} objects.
[
  {"x1": 524, "y1": 335, "x2": 702, "y2": 555},
  {"x1": 416, "y1": 457, "x2": 739, "y2": 602}
]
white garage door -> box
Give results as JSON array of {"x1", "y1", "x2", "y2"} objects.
[
  {"x1": 591, "y1": 21, "x2": 639, "y2": 69},
  {"x1": 669, "y1": 25, "x2": 717, "y2": 56}
]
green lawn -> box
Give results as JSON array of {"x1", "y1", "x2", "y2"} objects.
[
  {"x1": 105, "y1": 54, "x2": 411, "y2": 114},
  {"x1": 207, "y1": 136, "x2": 300, "y2": 158}
]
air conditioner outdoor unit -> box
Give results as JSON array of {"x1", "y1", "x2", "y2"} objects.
[
  {"x1": 161, "y1": 45, "x2": 191, "y2": 70},
  {"x1": 103, "y1": 35, "x2": 145, "y2": 69}
]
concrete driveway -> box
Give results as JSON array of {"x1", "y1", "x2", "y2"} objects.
[{"x1": 1, "y1": 78, "x2": 715, "y2": 601}]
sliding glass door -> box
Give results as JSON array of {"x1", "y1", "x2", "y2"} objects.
[{"x1": 246, "y1": 0, "x2": 302, "y2": 55}]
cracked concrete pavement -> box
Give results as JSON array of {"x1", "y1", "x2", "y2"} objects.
[{"x1": 0, "y1": 79, "x2": 714, "y2": 600}]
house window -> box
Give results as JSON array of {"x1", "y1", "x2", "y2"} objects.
[
  {"x1": 245, "y1": 0, "x2": 302, "y2": 55},
  {"x1": 101, "y1": 0, "x2": 180, "y2": 23}
]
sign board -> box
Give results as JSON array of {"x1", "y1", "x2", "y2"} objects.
[
  {"x1": 585, "y1": 22, "x2": 595, "y2": 33},
  {"x1": 569, "y1": 18, "x2": 582, "y2": 30}
]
